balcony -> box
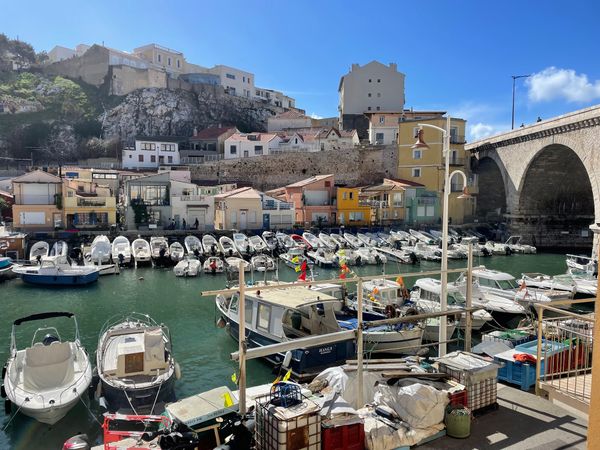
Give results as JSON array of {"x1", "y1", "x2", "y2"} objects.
[
  {"x1": 64, "y1": 196, "x2": 116, "y2": 208},
  {"x1": 359, "y1": 199, "x2": 388, "y2": 208},
  {"x1": 263, "y1": 200, "x2": 293, "y2": 210},
  {"x1": 450, "y1": 134, "x2": 466, "y2": 144},
  {"x1": 448, "y1": 157, "x2": 465, "y2": 166},
  {"x1": 179, "y1": 195, "x2": 208, "y2": 202}
]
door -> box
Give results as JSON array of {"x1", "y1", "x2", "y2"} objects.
[
  {"x1": 262, "y1": 213, "x2": 270, "y2": 230},
  {"x1": 239, "y1": 211, "x2": 247, "y2": 230}
]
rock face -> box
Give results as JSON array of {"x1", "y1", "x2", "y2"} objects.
[{"x1": 102, "y1": 85, "x2": 282, "y2": 140}]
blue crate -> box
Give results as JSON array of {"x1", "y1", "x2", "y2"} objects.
[
  {"x1": 514, "y1": 339, "x2": 569, "y2": 356},
  {"x1": 494, "y1": 357, "x2": 542, "y2": 391}
]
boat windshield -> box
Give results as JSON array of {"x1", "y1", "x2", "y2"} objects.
[
  {"x1": 447, "y1": 291, "x2": 466, "y2": 305},
  {"x1": 497, "y1": 279, "x2": 519, "y2": 290}
]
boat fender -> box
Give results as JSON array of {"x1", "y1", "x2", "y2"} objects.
[
  {"x1": 216, "y1": 317, "x2": 227, "y2": 329},
  {"x1": 95, "y1": 382, "x2": 103, "y2": 402},
  {"x1": 4, "y1": 398, "x2": 10, "y2": 415},
  {"x1": 0, "y1": 384, "x2": 5, "y2": 398},
  {"x1": 175, "y1": 362, "x2": 182, "y2": 380}
]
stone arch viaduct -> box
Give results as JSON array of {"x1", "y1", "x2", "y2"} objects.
[{"x1": 466, "y1": 104, "x2": 600, "y2": 249}]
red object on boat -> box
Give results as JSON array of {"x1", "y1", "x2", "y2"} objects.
[
  {"x1": 102, "y1": 413, "x2": 172, "y2": 449},
  {"x1": 322, "y1": 423, "x2": 365, "y2": 450},
  {"x1": 514, "y1": 353, "x2": 537, "y2": 364}
]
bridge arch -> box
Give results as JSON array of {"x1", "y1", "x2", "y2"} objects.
[{"x1": 475, "y1": 156, "x2": 507, "y2": 219}]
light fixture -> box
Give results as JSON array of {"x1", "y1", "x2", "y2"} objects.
[
  {"x1": 411, "y1": 128, "x2": 429, "y2": 150},
  {"x1": 457, "y1": 187, "x2": 472, "y2": 199}
]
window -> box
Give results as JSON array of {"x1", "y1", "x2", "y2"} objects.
[
  {"x1": 151, "y1": 155, "x2": 156, "y2": 163},
  {"x1": 377, "y1": 93, "x2": 381, "y2": 97},
  {"x1": 229, "y1": 295, "x2": 238, "y2": 313},
  {"x1": 393, "y1": 192, "x2": 403, "y2": 207},
  {"x1": 349, "y1": 211, "x2": 363, "y2": 221},
  {"x1": 226, "y1": 73, "x2": 236, "y2": 79},
  {"x1": 138, "y1": 155, "x2": 144, "y2": 162},
  {"x1": 376, "y1": 106, "x2": 380, "y2": 111},
  {"x1": 249, "y1": 211, "x2": 257, "y2": 223},
  {"x1": 377, "y1": 79, "x2": 381, "y2": 82},
  {"x1": 160, "y1": 144, "x2": 176, "y2": 151},
  {"x1": 342, "y1": 191, "x2": 347, "y2": 200},
  {"x1": 243, "y1": 76, "x2": 246, "y2": 82},
  {"x1": 413, "y1": 149, "x2": 422, "y2": 159},
  {"x1": 157, "y1": 54, "x2": 161, "y2": 62},
  {"x1": 367, "y1": 107, "x2": 371, "y2": 111},
  {"x1": 379, "y1": 116, "x2": 385, "y2": 124},
  {"x1": 243, "y1": 150, "x2": 249, "y2": 158},
  {"x1": 159, "y1": 156, "x2": 164, "y2": 164},
  {"x1": 230, "y1": 145, "x2": 237, "y2": 155},
  {"x1": 368, "y1": 93, "x2": 372, "y2": 97},
  {"x1": 375, "y1": 132, "x2": 384, "y2": 143},
  {"x1": 167, "y1": 57, "x2": 171, "y2": 66},
  {"x1": 349, "y1": 192, "x2": 354, "y2": 200},
  {"x1": 254, "y1": 145, "x2": 263, "y2": 155},
  {"x1": 177, "y1": 59, "x2": 180, "y2": 68},
  {"x1": 245, "y1": 300, "x2": 253, "y2": 325},
  {"x1": 412, "y1": 168, "x2": 421, "y2": 177},
  {"x1": 167, "y1": 156, "x2": 173, "y2": 163},
  {"x1": 257, "y1": 304, "x2": 271, "y2": 331},
  {"x1": 128, "y1": 155, "x2": 132, "y2": 158},
  {"x1": 368, "y1": 79, "x2": 372, "y2": 83},
  {"x1": 141, "y1": 142, "x2": 156, "y2": 151}
]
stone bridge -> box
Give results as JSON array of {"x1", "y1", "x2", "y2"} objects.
[{"x1": 466, "y1": 104, "x2": 600, "y2": 249}]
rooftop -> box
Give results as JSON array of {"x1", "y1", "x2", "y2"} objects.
[
  {"x1": 12, "y1": 170, "x2": 62, "y2": 184},
  {"x1": 214, "y1": 186, "x2": 262, "y2": 200},
  {"x1": 190, "y1": 127, "x2": 237, "y2": 140},
  {"x1": 226, "y1": 133, "x2": 279, "y2": 143},
  {"x1": 246, "y1": 287, "x2": 338, "y2": 309},
  {"x1": 286, "y1": 174, "x2": 334, "y2": 188}
]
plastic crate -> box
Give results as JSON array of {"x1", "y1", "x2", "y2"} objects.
[
  {"x1": 322, "y1": 422, "x2": 365, "y2": 450},
  {"x1": 482, "y1": 330, "x2": 536, "y2": 348},
  {"x1": 448, "y1": 389, "x2": 468, "y2": 408},
  {"x1": 255, "y1": 393, "x2": 321, "y2": 450},
  {"x1": 495, "y1": 355, "x2": 537, "y2": 391}
]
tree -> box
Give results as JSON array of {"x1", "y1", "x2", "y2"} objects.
[{"x1": 0, "y1": 197, "x2": 10, "y2": 219}]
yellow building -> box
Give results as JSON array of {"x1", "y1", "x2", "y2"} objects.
[
  {"x1": 336, "y1": 187, "x2": 371, "y2": 226},
  {"x1": 397, "y1": 115, "x2": 476, "y2": 224},
  {"x1": 62, "y1": 178, "x2": 117, "y2": 229},
  {"x1": 11, "y1": 170, "x2": 63, "y2": 230}
]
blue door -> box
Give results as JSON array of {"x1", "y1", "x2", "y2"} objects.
[{"x1": 262, "y1": 214, "x2": 270, "y2": 230}]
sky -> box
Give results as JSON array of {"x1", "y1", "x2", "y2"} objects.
[{"x1": 2, "y1": 0, "x2": 600, "y2": 141}]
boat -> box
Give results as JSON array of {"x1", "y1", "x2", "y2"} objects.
[
  {"x1": 225, "y1": 257, "x2": 250, "y2": 272},
  {"x1": 336, "y1": 248, "x2": 361, "y2": 265},
  {"x1": 356, "y1": 247, "x2": 387, "y2": 264},
  {"x1": 290, "y1": 233, "x2": 310, "y2": 250},
  {"x1": 94, "y1": 263, "x2": 120, "y2": 276},
  {"x1": 484, "y1": 241, "x2": 512, "y2": 255},
  {"x1": 131, "y1": 238, "x2": 152, "y2": 266},
  {"x1": 343, "y1": 232, "x2": 363, "y2": 249},
  {"x1": 50, "y1": 241, "x2": 68, "y2": 257},
  {"x1": 1, "y1": 312, "x2": 92, "y2": 424},
  {"x1": 366, "y1": 232, "x2": 386, "y2": 246},
  {"x1": 96, "y1": 313, "x2": 178, "y2": 414},
  {"x1": 233, "y1": 232, "x2": 254, "y2": 256},
  {"x1": 519, "y1": 272, "x2": 596, "y2": 297},
  {"x1": 111, "y1": 236, "x2": 132, "y2": 266},
  {"x1": 169, "y1": 242, "x2": 185, "y2": 262},
  {"x1": 377, "y1": 232, "x2": 397, "y2": 246},
  {"x1": 261, "y1": 231, "x2": 279, "y2": 252},
  {"x1": 411, "y1": 278, "x2": 493, "y2": 330},
  {"x1": 566, "y1": 254, "x2": 597, "y2": 276},
  {"x1": 279, "y1": 247, "x2": 311, "y2": 270},
  {"x1": 391, "y1": 230, "x2": 412, "y2": 244},
  {"x1": 505, "y1": 235, "x2": 536, "y2": 254},
  {"x1": 150, "y1": 237, "x2": 170, "y2": 261},
  {"x1": 203, "y1": 256, "x2": 225, "y2": 274},
  {"x1": 329, "y1": 233, "x2": 348, "y2": 248},
  {"x1": 184, "y1": 235, "x2": 203, "y2": 257},
  {"x1": 251, "y1": 254, "x2": 276, "y2": 271},
  {"x1": 275, "y1": 232, "x2": 296, "y2": 250},
  {"x1": 249, "y1": 235, "x2": 268, "y2": 253},
  {"x1": 174, "y1": 256, "x2": 201, "y2": 277},
  {"x1": 29, "y1": 241, "x2": 49, "y2": 263},
  {"x1": 12, "y1": 255, "x2": 100, "y2": 286},
  {"x1": 307, "y1": 248, "x2": 337, "y2": 268},
  {"x1": 410, "y1": 242, "x2": 441, "y2": 262},
  {"x1": 357, "y1": 232, "x2": 378, "y2": 247},
  {"x1": 202, "y1": 234, "x2": 220, "y2": 256},
  {"x1": 0, "y1": 257, "x2": 17, "y2": 282},
  {"x1": 409, "y1": 229, "x2": 436, "y2": 245},
  {"x1": 318, "y1": 232, "x2": 338, "y2": 250},
  {"x1": 90, "y1": 235, "x2": 112, "y2": 264},
  {"x1": 219, "y1": 236, "x2": 239, "y2": 258},
  {"x1": 216, "y1": 286, "x2": 356, "y2": 381},
  {"x1": 302, "y1": 232, "x2": 323, "y2": 249},
  {"x1": 376, "y1": 246, "x2": 419, "y2": 264}
]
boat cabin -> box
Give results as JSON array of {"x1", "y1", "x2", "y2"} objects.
[
  {"x1": 362, "y1": 279, "x2": 404, "y2": 305},
  {"x1": 472, "y1": 268, "x2": 519, "y2": 291},
  {"x1": 413, "y1": 278, "x2": 467, "y2": 306}
]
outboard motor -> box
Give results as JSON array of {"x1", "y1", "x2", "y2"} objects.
[
  {"x1": 118, "y1": 253, "x2": 125, "y2": 265},
  {"x1": 214, "y1": 412, "x2": 256, "y2": 450},
  {"x1": 42, "y1": 334, "x2": 60, "y2": 346},
  {"x1": 62, "y1": 434, "x2": 90, "y2": 450},
  {"x1": 409, "y1": 252, "x2": 418, "y2": 265}
]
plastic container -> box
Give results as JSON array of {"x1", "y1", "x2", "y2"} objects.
[
  {"x1": 482, "y1": 330, "x2": 535, "y2": 348},
  {"x1": 445, "y1": 406, "x2": 471, "y2": 438},
  {"x1": 322, "y1": 422, "x2": 365, "y2": 450}
]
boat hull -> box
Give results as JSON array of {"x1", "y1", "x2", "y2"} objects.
[
  {"x1": 363, "y1": 327, "x2": 424, "y2": 355},
  {"x1": 20, "y1": 272, "x2": 99, "y2": 286},
  {"x1": 99, "y1": 375, "x2": 176, "y2": 414}
]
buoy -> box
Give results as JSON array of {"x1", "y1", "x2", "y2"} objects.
[
  {"x1": 175, "y1": 362, "x2": 182, "y2": 380},
  {"x1": 138, "y1": 277, "x2": 144, "y2": 281}
]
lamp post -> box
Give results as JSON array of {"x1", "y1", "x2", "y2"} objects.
[
  {"x1": 511, "y1": 74, "x2": 531, "y2": 130},
  {"x1": 412, "y1": 115, "x2": 471, "y2": 356}
]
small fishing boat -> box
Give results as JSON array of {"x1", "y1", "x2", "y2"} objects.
[
  {"x1": 261, "y1": 231, "x2": 279, "y2": 252},
  {"x1": 96, "y1": 313, "x2": 179, "y2": 414},
  {"x1": 1, "y1": 312, "x2": 92, "y2": 424},
  {"x1": 173, "y1": 256, "x2": 201, "y2": 277},
  {"x1": 276, "y1": 232, "x2": 296, "y2": 251},
  {"x1": 249, "y1": 235, "x2": 268, "y2": 253},
  {"x1": 391, "y1": 230, "x2": 412, "y2": 243},
  {"x1": 409, "y1": 229, "x2": 436, "y2": 245},
  {"x1": 219, "y1": 236, "x2": 239, "y2": 258},
  {"x1": 484, "y1": 241, "x2": 511, "y2": 255},
  {"x1": 302, "y1": 232, "x2": 323, "y2": 249},
  {"x1": 343, "y1": 232, "x2": 363, "y2": 249},
  {"x1": 203, "y1": 256, "x2": 224, "y2": 274},
  {"x1": 0, "y1": 257, "x2": 17, "y2": 282},
  {"x1": 12, "y1": 256, "x2": 100, "y2": 286},
  {"x1": 377, "y1": 232, "x2": 397, "y2": 246},
  {"x1": 366, "y1": 232, "x2": 386, "y2": 247},
  {"x1": 519, "y1": 272, "x2": 597, "y2": 297},
  {"x1": 150, "y1": 237, "x2": 170, "y2": 260},
  {"x1": 50, "y1": 241, "x2": 68, "y2": 257},
  {"x1": 410, "y1": 242, "x2": 441, "y2": 261},
  {"x1": 184, "y1": 235, "x2": 203, "y2": 257},
  {"x1": 90, "y1": 235, "x2": 111, "y2": 264},
  {"x1": 233, "y1": 232, "x2": 254, "y2": 256},
  {"x1": 357, "y1": 232, "x2": 378, "y2": 248},
  {"x1": 251, "y1": 254, "x2": 276, "y2": 271},
  {"x1": 225, "y1": 257, "x2": 250, "y2": 272},
  {"x1": 336, "y1": 248, "x2": 361, "y2": 265},
  {"x1": 131, "y1": 238, "x2": 152, "y2": 266},
  {"x1": 505, "y1": 235, "x2": 536, "y2": 254},
  {"x1": 279, "y1": 247, "x2": 311, "y2": 270},
  {"x1": 376, "y1": 246, "x2": 419, "y2": 264},
  {"x1": 202, "y1": 234, "x2": 220, "y2": 256},
  {"x1": 111, "y1": 236, "x2": 132, "y2": 266},
  {"x1": 29, "y1": 241, "x2": 49, "y2": 263},
  {"x1": 290, "y1": 233, "x2": 310, "y2": 250},
  {"x1": 307, "y1": 248, "x2": 337, "y2": 268},
  {"x1": 169, "y1": 242, "x2": 185, "y2": 262},
  {"x1": 356, "y1": 247, "x2": 387, "y2": 265},
  {"x1": 318, "y1": 232, "x2": 338, "y2": 250}
]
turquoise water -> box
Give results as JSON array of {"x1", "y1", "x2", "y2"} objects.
[{"x1": 0, "y1": 252, "x2": 572, "y2": 449}]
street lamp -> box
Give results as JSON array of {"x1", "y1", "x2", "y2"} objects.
[
  {"x1": 412, "y1": 115, "x2": 471, "y2": 356},
  {"x1": 511, "y1": 74, "x2": 531, "y2": 130}
]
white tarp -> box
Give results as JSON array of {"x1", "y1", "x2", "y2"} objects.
[{"x1": 309, "y1": 366, "x2": 383, "y2": 410}]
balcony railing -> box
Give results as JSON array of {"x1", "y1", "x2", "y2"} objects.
[
  {"x1": 450, "y1": 135, "x2": 466, "y2": 144},
  {"x1": 76, "y1": 197, "x2": 107, "y2": 207},
  {"x1": 416, "y1": 197, "x2": 437, "y2": 206},
  {"x1": 263, "y1": 200, "x2": 293, "y2": 210},
  {"x1": 179, "y1": 195, "x2": 208, "y2": 202},
  {"x1": 359, "y1": 199, "x2": 388, "y2": 208}
]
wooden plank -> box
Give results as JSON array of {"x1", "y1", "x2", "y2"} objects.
[
  {"x1": 343, "y1": 363, "x2": 412, "y2": 371},
  {"x1": 381, "y1": 371, "x2": 448, "y2": 379},
  {"x1": 346, "y1": 358, "x2": 414, "y2": 365}
]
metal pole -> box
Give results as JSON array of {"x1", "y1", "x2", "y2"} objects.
[
  {"x1": 238, "y1": 261, "x2": 246, "y2": 415},
  {"x1": 465, "y1": 242, "x2": 473, "y2": 351},
  {"x1": 357, "y1": 278, "x2": 364, "y2": 408},
  {"x1": 439, "y1": 115, "x2": 450, "y2": 357},
  {"x1": 511, "y1": 76, "x2": 516, "y2": 130}
]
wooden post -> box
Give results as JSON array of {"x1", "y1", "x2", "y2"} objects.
[
  {"x1": 357, "y1": 278, "x2": 364, "y2": 408},
  {"x1": 238, "y1": 261, "x2": 246, "y2": 415},
  {"x1": 535, "y1": 305, "x2": 543, "y2": 397},
  {"x1": 586, "y1": 225, "x2": 600, "y2": 448},
  {"x1": 465, "y1": 242, "x2": 473, "y2": 352}
]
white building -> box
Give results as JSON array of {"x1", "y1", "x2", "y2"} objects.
[
  {"x1": 208, "y1": 65, "x2": 255, "y2": 98},
  {"x1": 255, "y1": 88, "x2": 296, "y2": 109},
  {"x1": 267, "y1": 110, "x2": 312, "y2": 132},
  {"x1": 275, "y1": 128, "x2": 359, "y2": 153},
  {"x1": 47, "y1": 44, "x2": 90, "y2": 63},
  {"x1": 122, "y1": 137, "x2": 182, "y2": 169},
  {"x1": 224, "y1": 133, "x2": 282, "y2": 159}
]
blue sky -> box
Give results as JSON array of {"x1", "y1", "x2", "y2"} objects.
[{"x1": 3, "y1": 0, "x2": 600, "y2": 140}]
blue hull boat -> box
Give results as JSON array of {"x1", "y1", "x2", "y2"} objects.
[
  {"x1": 20, "y1": 272, "x2": 99, "y2": 286},
  {"x1": 12, "y1": 255, "x2": 100, "y2": 287}
]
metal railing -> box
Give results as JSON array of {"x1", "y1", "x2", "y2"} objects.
[
  {"x1": 535, "y1": 299, "x2": 595, "y2": 414},
  {"x1": 450, "y1": 135, "x2": 466, "y2": 144}
]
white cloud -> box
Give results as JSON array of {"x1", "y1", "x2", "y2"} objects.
[
  {"x1": 527, "y1": 67, "x2": 600, "y2": 103},
  {"x1": 309, "y1": 112, "x2": 323, "y2": 119},
  {"x1": 468, "y1": 122, "x2": 509, "y2": 141}
]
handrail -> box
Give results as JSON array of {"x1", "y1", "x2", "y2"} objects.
[{"x1": 535, "y1": 303, "x2": 596, "y2": 322}]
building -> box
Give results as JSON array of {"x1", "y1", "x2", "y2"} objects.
[
  {"x1": 47, "y1": 44, "x2": 89, "y2": 63},
  {"x1": 338, "y1": 61, "x2": 406, "y2": 137},
  {"x1": 122, "y1": 137, "x2": 184, "y2": 169},
  {"x1": 0, "y1": 189, "x2": 14, "y2": 221},
  {"x1": 207, "y1": 65, "x2": 255, "y2": 98},
  {"x1": 397, "y1": 115, "x2": 475, "y2": 224},
  {"x1": 312, "y1": 117, "x2": 339, "y2": 129},
  {"x1": 261, "y1": 193, "x2": 294, "y2": 230},
  {"x1": 214, "y1": 187, "x2": 263, "y2": 231},
  {"x1": 269, "y1": 174, "x2": 336, "y2": 226},
  {"x1": 224, "y1": 133, "x2": 282, "y2": 159},
  {"x1": 62, "y1": 178, "x2": 116, "y2": 229},
  {"x1": 274, "y1": 128, "x2": 359, "y2": 153},
  {"x1": 267, "y1": 111, "x2": 312, "y2": 132},
  {"x1": 11, "y1": 170, "x2": 63, "y2": 230},
  {"x1": 133, "y1": 43, "x2": 187, "y2": 77},
  {"x1": 182, "y1": 127, "x2": 239, "y2": 163},
  {"x1": 336, "y1": 186, "x2": 371, "y2": 226}
]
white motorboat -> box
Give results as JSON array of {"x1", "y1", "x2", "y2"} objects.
[
  {"x1": 150, "y1": 237, "x2": 170, "y2": 260},
  {"x1": 50, "y1": 240, "x2": 68, "y2": 257},
  {"x1": 566, "y1": 254, "x2": 597, "y2": 276},
  {"x1": 410, "y1": 242, "x2": 441, "y2": 262},
  {"x1": 455, "y1": 237, "x2": 490, "y2": 257},
  {"x1": 203, "y1": 256, "x2": 225, "y2": 274},
  {"x1": 90, "y1": 235, "x2": 111, "y2": 264},
  {"x1": 520, "y1": 273, "x2": 596, "y2": 297},
  {"x1": 343, "y1": 232, "x2": 363, "y2": 249},
  {"x1": 318, "y1": 233, "x2": 338, "y2": 250},
  {"x1": 307, "y1": 248, "x2": 337, "y2": 268},
  {"x1": 131, "y1": 238, "x2": 151, "y2": 266},
  {"x1": 336, "y1": 248, "x2": 361, "y2": 265},
  {"x1": 184, "y1": 235, "x2": 203, "y2": 257},
  {"x1": 219, "y1": 236, "x2": 239, "y2": 257},
  {"x1": 302, "y1": 232, "x2": 323, "y2": 249},
  {"x1": 276, "y1": 232, "x2": 296, "y2": 250},
  {"x1": 279, "y1": 248, "x2": 311, "y2": 270},
  {"x1": 233, "y1": 232, "x2": 254, "y2": 256},
  {"x1": 96, "y1": 313, "x2": 178, "y2": 413},
  {"x1": 29, "y1": 241, "x2": 49, "y2": 263},
  {"x1": 290, "y1": 234, "x2": 310, "y2": 251},
  {"x1": 249, "y1": 235, "x2": 268, "y2": 253},
  {"x1": 505, "y1": 235, "x2": 536, "y2": 254},
  {"x1": 366, "y1": 232, "x2": 386, "y2": 247},
  {"x1": 225, "y1": 257, "x2": 250, "y2": 272},
  {"x1": 202, "y1": 234, "x2": 220, "y2": 256},
  {"x1": 174, "y1": 256, "x2": 201, "y2": 277},
  {"x1": 261, "y1": 231, "x2": 279, "y2": 252},
  {"x1": 391, "y1": 230, "x2": 412, "y2": 242},
  {"x1": 357, "y1": 232, "x2": 378, "y2": 247},
  {"x1": 409, "y1": 229, "x2": 436, "y2": 245},
  {"x1": 329, "y1": 233, "x2": 348, "y2": 248},
  {"x1": 356, "y1": 247, "x2": 387, "y2": 264},
  {"x1": 111, "y1": 236, "x2": 132, "y2": 265},
  {"x1": 251, "y1": 254, "x2": 276, "y2": 271},
  {"x1": 12, "y1": 255, "x2": 100, "y2": 286},
  {"x1": 2, "y1": 312, "x2": 92, "y2": 424},
  {"x1": 411, "y1": 278, "x2": 493, "y2": 330},
  {"x1": 376, "y1": 246, "x2": 419, "y2": 264},
  {"x1": 483, "y1": 241, "x2": 511, "y2": 255},
  {"x1": 169, "y1": 242, "x2": 185, "y2": 262},
  {"x1": 377, "y1": 232, "x2": 397, "y2": 246}
]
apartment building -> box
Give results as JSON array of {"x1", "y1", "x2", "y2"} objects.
[
  {"x1": 122, "y1": 137, "x2": 183, "y2": 169},
  {"x1": 11, "y1": 170, "x2": 63, "y2": 230},
  {"x1": 182, "y1": 126, "x2": 239, "y2": 162},
  {"x1": 224, "y1": 133, "x2": 282, "y2": 159},
  {"x1": 62, "y1": 178, "x2": 116, "y2": 229}
]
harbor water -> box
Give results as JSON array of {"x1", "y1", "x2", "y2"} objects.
[{"x1": 0, "y1": 251, "x2": 580, "y2": 449}]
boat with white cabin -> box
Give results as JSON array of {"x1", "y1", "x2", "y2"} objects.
[
  {"x1": 111, "y1": 236, "x2": 132, "y2": 265},
  {"x1": 131, "y1": 238, "x2": 151, "y2": 266},
  {"x1": 12, "y1": 255, "x2": 100, "y2": 286},
  {"x1": 29, "y1": 241, "x2": 49, "y2": 263},
  {"x1": 90, "y1": 235, "x2": 111, "y2": 264}
]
